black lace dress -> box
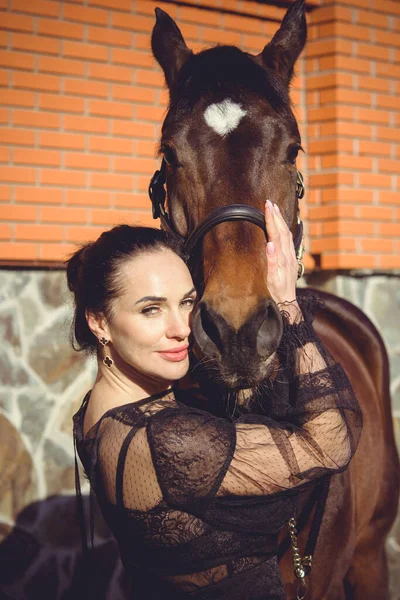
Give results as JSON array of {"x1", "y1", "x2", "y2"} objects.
[{"x1": 73, "y1": 294, "x2": 362, "y2": 599}]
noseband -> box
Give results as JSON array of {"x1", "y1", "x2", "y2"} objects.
[{"x1": 148, "y1": 159, "x2": 306, "y2": 277}]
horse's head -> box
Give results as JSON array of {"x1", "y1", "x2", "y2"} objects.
[{"x1": 151, "y1": 0, "x2": 307, "y2": 388}]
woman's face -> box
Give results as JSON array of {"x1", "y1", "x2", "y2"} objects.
[{"x1": 104, "y1": 248, "x2": 196, "y2": 387}]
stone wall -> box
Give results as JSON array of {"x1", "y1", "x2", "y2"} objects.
[{"x1": 0, "y1": 269, "x2": 399, "y2": 598}]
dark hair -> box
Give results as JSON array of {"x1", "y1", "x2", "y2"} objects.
[{"x1": 66, "y1": 225, "x2": 187, "y2": 353}]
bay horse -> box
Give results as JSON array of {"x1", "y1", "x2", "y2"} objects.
[{"x1": 150, "y1": 1, "x2": 400, "y2": 597}]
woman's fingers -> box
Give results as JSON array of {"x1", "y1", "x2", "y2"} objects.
[
  {"x1": 272, "y1": 204, "x2": 296, "y2": 261},
  {"x1": 264, "y1": 200, "x2": 282, "y2": 256}
]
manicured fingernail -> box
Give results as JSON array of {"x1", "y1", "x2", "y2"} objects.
[
  {"x1": 267, "y1": 241, "x2": 275, "y2": 255},
  {"x1": 274, "y1": 203, "x2": 280, "y2": 213},
  {"x1": 266, "y1": 199, "x2": 273, "y2": 212}
]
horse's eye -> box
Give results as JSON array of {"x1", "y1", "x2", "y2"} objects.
[
  {"x1": 161, "y1": 145, "x2": 176, "y2": 166},
  {"x1": 287, "y1": 144, "x2": 301, "y2": 165}
]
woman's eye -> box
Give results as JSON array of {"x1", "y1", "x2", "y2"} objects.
[
  {"x1": 141, "y1": 306, "x2": 160, "y2": 316},
  {"x1": 181, "y1": 298, "x2": 195, "y2": 309}
]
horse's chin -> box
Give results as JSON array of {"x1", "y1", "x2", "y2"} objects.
[{"x1": 195, "y1": 350, "x2": 278, "y2": 390}]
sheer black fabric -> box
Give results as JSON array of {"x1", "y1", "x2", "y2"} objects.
[{"x1": 73, "y1": 292, "x2": 362, "y2": 599}]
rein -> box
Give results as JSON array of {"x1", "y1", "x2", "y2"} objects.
[{"x1": 148, "y1": 159, "x2": 306, "y2": 277}]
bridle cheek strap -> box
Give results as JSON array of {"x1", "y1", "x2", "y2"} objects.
[{"x1": 148, "y1": 160, "x2": 306, "y2": 277}]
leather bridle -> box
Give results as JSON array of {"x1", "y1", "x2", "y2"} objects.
[{"x1": 148, "y1": 159, "x2": 306, "y2": 278}]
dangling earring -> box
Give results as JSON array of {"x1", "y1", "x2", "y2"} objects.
[{"x1": 99, "y1": 337, "x2": 113, "y2": 368}]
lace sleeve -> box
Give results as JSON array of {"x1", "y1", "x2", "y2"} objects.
[{"x1": 218, "y1": 296, "x2": 362, "y2": 497}]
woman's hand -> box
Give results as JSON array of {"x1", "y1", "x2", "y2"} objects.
[{"x1": 264, "y1": 199, "x2": 298, "y2": 305}]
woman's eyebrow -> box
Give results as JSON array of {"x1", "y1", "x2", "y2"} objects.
[
  {"x1": 183, "y1": 287, "x2": 196, "y2": 298},
  {"x1": 135, "y1": 295, "x2": 167, "y2": 305},
  {"x1": 135, "y1": 288, "x2": 196, "y2": 305}
]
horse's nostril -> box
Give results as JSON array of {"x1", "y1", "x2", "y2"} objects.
[
  {"x1": 199, "y1": 302, "x2": 225, "y2": 354},
  {"x1": 256, "y1": 302, "x2": 283, "y2": 358}
]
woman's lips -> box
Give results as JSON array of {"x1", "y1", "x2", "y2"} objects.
[{"x1": 158, "y1": 345, "x2": 189, "y2": 362}]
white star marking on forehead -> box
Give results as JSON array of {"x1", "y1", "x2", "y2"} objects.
[{"x1": 204, "y1": 99, "x2": 247, "y2": 137}]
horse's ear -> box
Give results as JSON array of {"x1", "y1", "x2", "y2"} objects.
[
  {"x1": 258, "y1": 0, "x2": 307, "y2": 85},
  {"x1": 152, "y1": 8, "x2": 192, "y2": 89}
]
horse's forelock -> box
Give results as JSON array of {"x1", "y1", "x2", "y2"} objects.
[{"x1": 168, "y1": 45, "x2": 291, "y2": 118}]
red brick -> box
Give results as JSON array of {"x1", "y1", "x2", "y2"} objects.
[
  {"x1": 112, "y1": 84, "x2": 156, "y2": 104},
  {"x1": 135, "y1": 0, "x2": 178, "y2": 17},
  {"x1": 40, "y1": 169, "x2": 87, "y2": 187},
  {"x1": 311, "y1": 237, "x2": 357, "y2": 253},
  {"x1": 0, "y1": 50, "x2": 34, "y2": 70},
  {"x1": 112, "y1": 120, "x2": 155, "y2": 139},
  {"x1": 308, "y1": 205, "x2": 356, "y2": 220},
  {"x1": 360, "y1": 238, "x2": 394, "y2": 253},
  {"x1": 66, "y1": 225, "x2": 105, "y2": 243},
  {"x1": 115, "y1": 192, "x2": 149, "y2": 208},
  {"x1": 41, "y1": 206, "x2": 87, "y2": 223},
  {"x1": 39, "y1": 93, "x2": 85, "y2": 114},
  {"x1": 64, "y1": 114, "x2": 109, "y2": 134},
  {"x1": 321, "y1": 253, "x2": 376, "y2": 270},
  {"x1": 357, "y1": 44, "x2": 390, "y2": 62},
  {"x1": 377, "y1": 127, "x2": 400, "y2": 142},
  {"x1": 38, "y1": 18, "x2": 84, "y2": 40},
  {"x1": 112, "y1": 48, "x2": 153, "y2": 68},
  {"x1": 378, "y1": 159, "x2": 400, "y2": 173},
  {"x1": 13, "y1": 109, "x2": 60, "y2": 129},
  {"x1": 357, "y1": 9, "x2": 388, "y2": 28},
  {"x1": 65, "y1": 152, "x2": 109, "y2": 170},
  {"x1": 135, "y1": 69, "x2": 163, "y2": 88},
  {"x1": 0, "y1": 204, "x2": 37, "y2": 220},
  {"x1": 64, "y1": 4, "x2": 108, "y2": 26},
  {"x1": 377, "y1": 95, "x2": 400, "y2": 111},
  {"x1": 39, "y1": 243, "x2": 76, "y2": 262},
  {"x1": 380, "y1": 255, "x2": 400, "y2": 269},
  {"x1": 379, "y1": 223, "x2": 400, "y2": 236},
  {"x1": 39, "y1": 56, "x2": 85, "y2": 77},
  {"x1": 136, "y1": 140, "x2": 157, "y2": 157},
  {"x1": 0, "y1": 224, "x2": 12, "y2": 239},
  {"x1": 89, "y1": 99, "x2": 133, "y2": 119},
  {"x1": 15, "y1": 187, "x2": 63, "y2": 204},
  {"x1": 64, "y1": 78, "x2": 108, "y2": 98},
  {"x1": 322, "y1": 220, "x2": 374, "y2": 235},
  {"x1": 89, "y1": 62, "x2": 132, "y2": 83},
  {"x1": 0, "y1": 186, "x2": 11, "y2": 200},
  {"x1": 135, "y1": 105, "x2": 166, "y2": 122},
  {"x1": 91, "y1": 172, "x2": 134, "y2": 190},
  {"x1": 12, "y1": 32, "x2": 59, "y2": 55},
  {"x1": 0, "y1": 13, "x2": 33, "y2": 33},
  {"x1": 39, "y1": 131, "x2": 85, "y2": 150},
  {"x1": 14, "y1": 148, "x2": 60, "y2": 166},
  {"x1": 0, "y1": 89, "x2": 35, "y2": 108},
  {"x1": 11, "y1": 0, "x2": 58, "y2": 17},
  {"x1": 63, "y1": 40, "x2": 108, "y2": 62},
  {"x1": 114, "y1": 157, "x2": 157, "y2": 173},
  {"x1": 359, "y1": 141, "x2": 392, "y2": 157},
  {"x1": 89, "y1": 135, "x2": 133, "y2": 155},
  {"x1": 112, "y1": 12, "x2": 153, "y2": 32},
  {"x1": 15, "y1": 223, "x2": 63, "y2": 241},
  {"x1": 376, "y1": 63, "x2": 400, "y2": 79},
  {"x1": 335, "y1": 56, "x2": 371, "y2": 74},
  {"x1": 91, "y1": 207, "x2": 152, "y2": 226},
  {"x1": 13, "y1": 71, "x2": 61, "y2": 92},
  {"x1": 0, "y1": 147, "x2": 8, "y2": 163},
  {"x1": 310, "y1": 5, "x2": 352, "y2": 24},
  {"x1": 0, "y1": 128, "x2": 35, "y2": 146},
  {"x1": 379, "y1": 192, "x2": 400, "y2": 205},
  {"x1": 0, "y1": 242, "x2": 38, "y2": 260},
  {"x1": 88, "y1": 0, "x2": 132, "y2": 10},
  {"x1": 358, "y1": 76, "x2": 390, "y2": 93},
  {"x1": 375, "y1": 30, "x2": 400, "y2": 48},
  {"x1": 359, "y1": 206, "x2": 393, "y2": 220},
  {"x1": 88, "y1": 25, "x2": 132, "y2": 47},
  {"x1": 66, "y1": 190, "x2": 111, "y2": 207}
]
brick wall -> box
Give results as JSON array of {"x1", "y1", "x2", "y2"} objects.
[
  {"x1": 306, "y1": 0, "x2": 400, "y2": 269},
  {"x1": 0, "y1": 0, "x2": 398, "y2": 269}
]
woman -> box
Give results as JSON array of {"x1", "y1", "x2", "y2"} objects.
[{"x1": 70, "y1": 202, "x2": 362, "y2": 599}]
